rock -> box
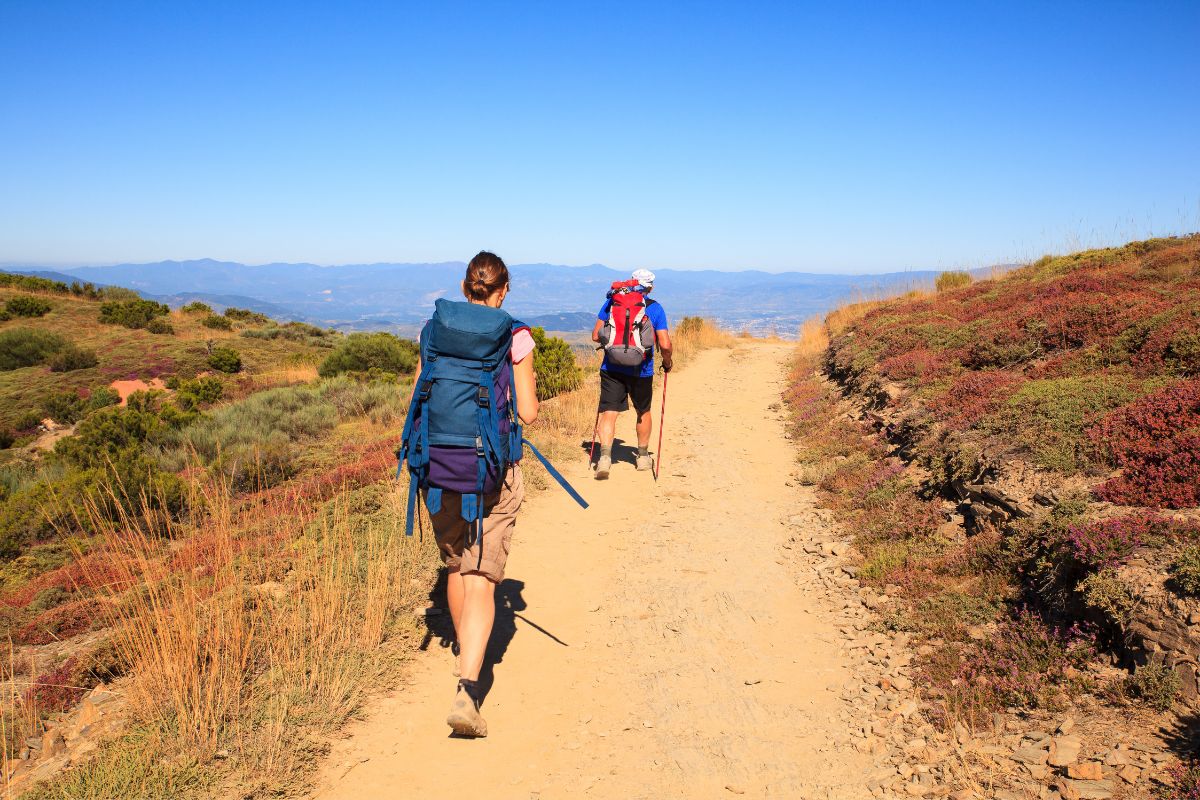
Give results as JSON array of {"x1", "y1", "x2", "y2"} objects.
[
  {"x1": 1057, "y1": 716, "x2": 1075, "y2": 735},
  {"x1": 830, "y1": 541, "x2": 850, "y2": 556},
  {"x1": 42, "y1": 731, "x2": 65, "y2": 759},
  {"x1": 904, "y1": 782, "x2": 930, "y2": 797},
  {"x1": 891, "y1": 675, "x2": 913, "y2": 691},
  {"x1": 1068, "y1": 779, "x2": 1114, "y2": 800},
  {"x1": 949, "y1": 791, "x2": 976, "y2": 800},
  {"x1": 1013, "y1": 745, "x2": 1050, "y2": 765},
  {"x1": 1049, "y1": 735, "x2": 1082, "y2": 767},
  {"x1": 1067, "y1": 762, "x2": 1103, "y2": 780},
  {"x1": 1103, "y1": 748, "x2": 1129, "y2": 767},
  {"x1": 724, "y1": 785, "x2": 746, "y2": 795},
  {"x1": 1117, "y1": 765, "x2": 1139, "y2": 784},
  {"x1": 76, "y1": 699, "x2": 101, "y2": 727}
]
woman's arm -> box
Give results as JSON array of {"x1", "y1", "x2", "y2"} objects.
[{"x1": 513, "y1": 355, "x2": 538, "y2": 424}]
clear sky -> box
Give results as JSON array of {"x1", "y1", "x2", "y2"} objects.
[{"x1": 2, "y1": 1, "x2": 1198, "y2": 273}]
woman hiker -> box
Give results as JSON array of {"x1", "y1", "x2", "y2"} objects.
[{"x1": 410, "y1": 251, "x2": 538, "y2": 737}]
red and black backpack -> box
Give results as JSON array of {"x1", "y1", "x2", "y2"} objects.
[{"x1": 600, "y1": 279, "x2": 656, "y2": 368}]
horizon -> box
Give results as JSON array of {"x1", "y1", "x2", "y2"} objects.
[
  {"x1": 2, "y1": 2, "x2": 1198, "y2": 272},
  {"x1": 1, "y1": 254, "x2": 1009, "y2": 278}
]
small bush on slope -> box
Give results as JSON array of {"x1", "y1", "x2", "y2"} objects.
[
  {"x1": 5, "y1": 294, "x2": 52, "y2": 317},
  {"x1": 318, "y1": 332, "x2": 417, "y2": 378},
  {"x1": 531, "y1": 326, "x2": 582, "y2": 400},
  {"x1": 0, "y1": 327, "x2": 67, "y2": 370},
  {"x1": 98, "y1": 298, "x2": 170, "y2": 329}
]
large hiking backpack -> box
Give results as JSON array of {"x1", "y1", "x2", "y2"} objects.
[
  {"x1": 600, "y1": 279, "x2": 656, "y2": 368},
  {"x1": 397, "y1": 298, "x2": 587, "y2": 544}
]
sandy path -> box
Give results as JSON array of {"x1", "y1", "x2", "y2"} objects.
[{"x1": 311, "y1": 341, "x2": 880, "y2": 799}]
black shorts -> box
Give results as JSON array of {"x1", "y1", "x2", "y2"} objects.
[{"x1": 598, "y1": 370, "x2": 653, "y2": 414}]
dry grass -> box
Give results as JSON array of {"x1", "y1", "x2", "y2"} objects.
[{"x1": 795, "y1": 317, "x2": 829, "y2": 358}]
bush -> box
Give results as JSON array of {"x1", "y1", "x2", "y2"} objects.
[
  {"x1": 223, "y1": 306, "x2": 269, "y2": 324},
  {"x1": 1125, "y1": 660, "x2": 1180, "y2": 711},
  {"x1": 173, "y1": 376, "x2": 223, "y2": 411},
  {"x1": 1090, "y1": 378, "x2": 1200, "y2": 508},
  {"x1": 0, "y1": 328, "x2": 67, "y2": 370},
  {"x1": 0, "y1": 429, "x2": 13, "y2": 449},
  {"x1": 201, "y1": 314, "x2": 233, "y2": 331},
  {"x1": 206, "y1": 347, "x2": 242, "y2": 374},
  {"x1": 936, "y1": 271, "x2": 972, "y2": 292},
  {"x1": 531, "y1": 327, "x2": 582, "y2": 400},
  {"x1": 42, "y1": 386, "x2": 120, "y2": 425},
  {"x1": 1168, "y1": 545, "x2": 1200, "y2": 596},
  {"x1": 48, "y1": 344, "x2": 98, "y2": 372},
  {"x1": 145, "y1": 317, "x2": 174, "y2": 335},
  {"x1": 318, "y1": 332, "x2": 417, "y2": 378},
  {"x1": 1159, "y1": 760, "x2": 1200, "y2": 800},
  {"x1": 98, "y1": 299, "x2": 169, "y2": 329},
  {"x1": 5, "y1": 295, "x2": 52, "y2": 317},
  {"x1": 180, "y1": 301, "x2": 212, "y2": 314}
]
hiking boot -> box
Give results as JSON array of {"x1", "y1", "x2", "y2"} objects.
[
  {"x1": 636, "y1": 454, "x2": 654, "y2": 472},
  {"x1": 446, "y1": 685, "x2": 488, "y2": 738},
  {"x1": 594, "y1": 454, "x2": 611, "y2": 480}
]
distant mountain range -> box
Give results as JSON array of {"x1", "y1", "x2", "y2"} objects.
[{"x1": 7, "y1": 259, "x2": 1008, "y2": 336}]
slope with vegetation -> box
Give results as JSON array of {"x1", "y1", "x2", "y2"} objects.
[{"x1": 787, "y1": 236, "x2": 1200, "y2": 797}]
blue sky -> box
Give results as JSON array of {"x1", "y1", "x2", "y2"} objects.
[{"x1": 1, "y1": 1, "x2": 1198, "y2": 273}]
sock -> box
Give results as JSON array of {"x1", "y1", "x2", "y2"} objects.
[
  {"x1": 638, "y1": 446, "x2": 649, "y2": 457},
  {"x1": 458, "y1": 678, "x2": 484, "y2": 710},
  {"x1": 601, "y1": 446, "x2": 612, "y2": 459}
]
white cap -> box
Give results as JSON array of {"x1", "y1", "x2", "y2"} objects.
[{"x1": 632, "y1": 268, "x2": 655, "y2": 287}]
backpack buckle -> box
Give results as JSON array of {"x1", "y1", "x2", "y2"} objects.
[
  {"x1": 475, "y1": 436, "x2": 485, "y2": 457},
  {"x1": 476, "y1": 386, "x2": 490, "y2": 407},
  {"x1": 419, "y1": 380, "x2": 433, "y2": 400}
]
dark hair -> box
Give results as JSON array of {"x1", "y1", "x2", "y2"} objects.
[{"x1": 463, "y1": 251, "x2": 510, "y2": 301}]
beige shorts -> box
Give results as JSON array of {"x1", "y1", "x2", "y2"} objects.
[{"x1": 427, "y1": 465, "x2": 525, "y2": 583}]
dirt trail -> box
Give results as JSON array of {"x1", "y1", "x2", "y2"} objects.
[{"x1": 312, "y1": 341, "x2": 882, "y2": 799}]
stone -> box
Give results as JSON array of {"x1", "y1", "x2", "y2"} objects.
[
  {"x1": 1117, "y1": 765, "x2": 1139, "y2": 784},
  {"x1": 949, "y1": 791, "x2": 976, "y2": 800},
  {"x1": 1067, "y1": 762, "x2": 1103, "y2": 780},
  {"x1": 1056, "y1": 717, "x2": 1075, "y2": 735},
  {"x1": 1069, "y1": 780, "x2": 1114, "y2": 800},
  {"x1": 76, "y1": 699, "x2": 101, "y2": 727},
  {"x1": 1049, "y1": 736, "x2": 1082, "y2": 767},
  {"x1": 42, "y1": 731, "x2": 65, "y2": 759},
  {"x1": 1103, "y1": 748, "x2": 1129, "y2": 767},
  {"x1": 1013, "y1": 745, "x2": 1050, "y2": 766},
  {"x1": 891, "y1": 675, "x2": 913, "y2": 691}
]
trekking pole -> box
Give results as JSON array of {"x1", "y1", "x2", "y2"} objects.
[{"x1": 654, "y1": 371, "x2": 668, "y2": 481}]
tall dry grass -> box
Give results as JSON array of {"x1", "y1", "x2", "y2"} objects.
[{"x1": 35, "y1": 473, "x2": 434, "y2": 796}]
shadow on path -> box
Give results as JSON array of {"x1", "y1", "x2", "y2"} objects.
[
  {"x1": 579, "y1": 435, "x2": 641, "y2": 466},
  {"x1": 419, "y1": 573, "x2": 569, "y2": 709}
]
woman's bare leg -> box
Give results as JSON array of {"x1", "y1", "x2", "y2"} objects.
[{"x1": 455, "y1": 573, "x2": 496, "y2": 681}]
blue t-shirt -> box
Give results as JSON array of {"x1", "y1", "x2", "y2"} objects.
[{"x1": 598, "y1": 298, "x2": 669, "y2": 378}]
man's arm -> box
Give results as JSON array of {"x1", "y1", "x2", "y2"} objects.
[
  {"x1": 656, "y1": 329, "x2": 673, "y2": 372},
  {"x1": 592, "y1": 319, "x2": 605, "y2": 343}
]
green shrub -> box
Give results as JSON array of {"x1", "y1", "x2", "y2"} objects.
[
  {"x1": 0, "y1": 309, "x2": 10, "y2": 322},
  {"x1": 41, "y1": 386, "x2": 119, "y2": 425},
  {"x1": 1125, "y1": 661, "x2": 1180, "y2": 711},
  {"x1": 0, "y1": 429, "x2": 13, "y2": 449},
  {"x1": 48, "y1": 344, "x2": 98, "y2": 372},
  {"x1": 5, "y1": 295, "x2": 52, "y2": 317},
  {"x1": 531, "y1": 327, "x2": 583, "y2": 400},
  {"x1": 145, "y1": 317, "x2": 174, "y2": 335},
  {"x1": 318, "y1": 332, "x2": 417, "y2": 378},
  {"x1": 98, "y1": 286, "x2": 141, "y2": 302},
  {"x1": 223, "y1": 306, "x2": 269, "y2": 324},
  {"x1": 0, "y1": 328, "x2": 67, "y2": 371},
  {"x1": 986, "y1": 375, "x2": 1139, "y2": 473},
  {"x1": 98, "y1": 299, "x2": 170, "y2": 329},
  {"x1": 1078, "y1": 569, "x2": 1136, "y2": 625},
  {"x1": 180, "y1": 301, "x2": 212, "y2": 314},
  {"x1": 173, "y1": 376, "x2": 223, "y2": 411},
  {"x1": 1168, "y1": 545, "x2": 1200, "y2": 596},
  {"x1": 201, "y1": 314, "x2": 233, "y2": 331},
  {"x1": 936, "y1": 271, "x2": 972, "y2": 292},
  {"x1": 206, "y1": 347, "x2": 242, "y2": 374}
]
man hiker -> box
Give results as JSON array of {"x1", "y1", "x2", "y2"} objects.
[{"x1": 590, "y1": 268, "x2": 672, "y2": 479}]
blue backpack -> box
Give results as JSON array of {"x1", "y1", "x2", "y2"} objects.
[{"x1": 398, "y1": 299, "x2": 587, "y2": 543}]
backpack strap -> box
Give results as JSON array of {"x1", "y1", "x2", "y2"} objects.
[{"x1": 522, "y1": 439, "x2": 589, "y2": 510}]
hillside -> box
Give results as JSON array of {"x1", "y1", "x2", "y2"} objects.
[
  {"x1": 787, "y1": 235, "x2": 1200, "y2": 798},
  {"x1": 6, "y1": 259, "x2": 982, "y2": 335}
]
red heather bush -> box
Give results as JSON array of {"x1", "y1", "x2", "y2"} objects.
[
  {"x1": 1090, "y1": 378, "x2": 1200, "y2": 508},
  {"x1": 24, "y1": 655, "x2": 92, "y2": 713},
  {"x1": 928, "y1": 370, "x2": 1024, "y2": 431},
  {"x1": 1, "y1": 553, "x2": 128, "y2": 608},
  {"x1": 923, "y1": 609, "x2": 1093, "y2": 729},
  {"x1": 879, "y1": 348, "x2": 954, "y2": 382},
  {"x1": 1162, "y1": 760, "x2": 1200, "y2": 800},
  {"x1": 16, "y1": 597, "x2": 105, "y2": 645},
  {"x1": 1065, "y1": 516, "x2": 1155, "y2": 568}
]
